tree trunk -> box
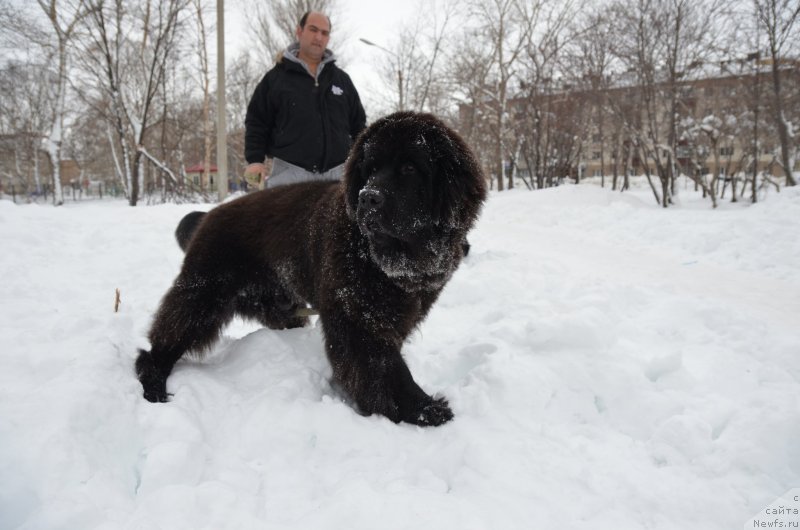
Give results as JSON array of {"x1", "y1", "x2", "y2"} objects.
[
  {"x1": 495, "y1": 122, "x2": 504, "y2": 191},
  {"x1": 769, "y1": 54, "x2": 797, "y2": 186}
]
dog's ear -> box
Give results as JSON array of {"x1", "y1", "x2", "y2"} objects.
[
  {"x1": 344, "y1": 127, "x2": 370, "y2": 220},
  {"x1": 431, "y1": 120, "x2": 487, "y2": 231}
]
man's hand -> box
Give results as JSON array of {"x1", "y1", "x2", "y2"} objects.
[{"x1": 244, "y1": 162, "x2": 267, "y2": 188}]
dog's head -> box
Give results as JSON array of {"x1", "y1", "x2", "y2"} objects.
[{"x1": 344, "y1": 112, "x2": 487, "y2": 288}]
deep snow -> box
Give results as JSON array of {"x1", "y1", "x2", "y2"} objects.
[{"x1": 1, "y1": 181, "x2": 798, "y2": 529}]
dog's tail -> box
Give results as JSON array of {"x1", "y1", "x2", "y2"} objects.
[{"x1": 175, "y1": 211, "x2": 206, "y2": 251}]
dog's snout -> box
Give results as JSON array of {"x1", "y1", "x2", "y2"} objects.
[{"x1": 358, "y1": 188, "x2": 385, "y2": 210}]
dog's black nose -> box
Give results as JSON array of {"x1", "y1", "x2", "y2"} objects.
[{"x1": 358, "y1": 188, "x2": 385, "y2": 210}]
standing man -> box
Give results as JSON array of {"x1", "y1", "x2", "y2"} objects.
[{"x1": 244, "y1": 11, "x2": 366, "y2": 188}]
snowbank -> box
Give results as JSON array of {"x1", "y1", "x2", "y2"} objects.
[{"x1": 1, "y1": 184, "x2": 798, "y2": 529}]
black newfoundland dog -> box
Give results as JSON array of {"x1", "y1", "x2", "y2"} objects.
[{"x1": 135, "y1": 112, "x2": 487, "y2": 426}]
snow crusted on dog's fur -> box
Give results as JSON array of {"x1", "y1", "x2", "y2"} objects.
[{"x1": 1, "y1": 182, "x2": 799, "y2": 529}]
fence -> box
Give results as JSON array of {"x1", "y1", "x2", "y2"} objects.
[{"x1": 0, "y1": 181, "x2": 126, "y2": 204}]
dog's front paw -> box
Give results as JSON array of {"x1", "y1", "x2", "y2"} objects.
[
  {"x1": 135, "y1": 350, "x2": 171, "y2": 403},
  {"x1": 142, "y1": 387, "x2": 171, "y2": 403},
  {"x1": 412, "y1": 396, "x2": 453, "y2": 427}
]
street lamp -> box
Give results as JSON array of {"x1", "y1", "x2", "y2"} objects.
[
  {"x1": 216, "y1": 0, "x2": 227, "y2": 201},
  {"x1": 359, "y1": 38, "x2": 403, "y2": 111}
]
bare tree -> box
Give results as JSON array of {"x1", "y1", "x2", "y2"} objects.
[
  {"x1": 681, "y1": 114, "x2": 721, "y2": 207},
  {"x1": 191, "y1": 0, "x2": 214, "y2": 192},
  {"x1": 0, "y1": 62, "x2": 52, "y2": 198},
  {"x1": 78, "y1": 0, "x2": 188, "y2": 206},
  {"x1": 226, "y1": 52, "x2": 261, "y2": 178},
  {"x1": 75, "y1": 0, "x2": 130, "y2": 197},
  {"x1": 607, "y1": 0, "x2": 730, "y2": 207},
  {"x1": 608, "y1": 0, "x2": 665, "y2": 205},
  {"x1": 662, "y1": 0, "x2": 730, "y2": 203},
  {"x1": 365, "y1": 0, "x2": 457, "y2": 116},
  {"x1": 461, "y1": 0, "x2": 536, "y2": 191},
  {"x1": 449, "y1": 28, "x2": 495, "y2": 178},
  {"x1": 571, "y1": 11, "x2": 616, "y2": 187},
  {"x1": 755, "y1": 0, "x2": 799, "y2": 186},
  {"x1": 36, "y1": 0, "x2": 91, "y2": 205},
  {"x1": 515, "y1": 0, "x2": 581, "y2": 189}
]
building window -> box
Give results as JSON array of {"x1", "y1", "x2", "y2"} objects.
[
  {"x1": 592, "y1": 151, "x2": 602, "y2": 160},
  {"x1": 719, "y1": 146, "x2": 734, "y2": 157}
]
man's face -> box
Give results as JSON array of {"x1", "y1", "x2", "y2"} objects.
[{"x1": 296, "y1": 13, "x2": 330, "y2": 62}]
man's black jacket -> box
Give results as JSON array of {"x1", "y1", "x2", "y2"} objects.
[{"x1": 244, "y1": 52, "x2": 366, "y2": 173}]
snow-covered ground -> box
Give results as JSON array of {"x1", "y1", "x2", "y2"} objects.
[{"x1": 1, "y1": 181, "x2": 798, "y2": 530}]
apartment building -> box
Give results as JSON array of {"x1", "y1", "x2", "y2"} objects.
[{"x1": 578, "y1": 60, "x2": 799, "y2": 181}]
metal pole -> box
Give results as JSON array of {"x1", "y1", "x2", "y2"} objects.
[
  {"x1": 359, "y1": 38, "x2": 403, "y2": 112},
  {"x1": 397, "y1": 69, "x2": 403, "y2": 111},
  {"x1": 216, "y1": 0, "x2": 228, "y2": 201}
]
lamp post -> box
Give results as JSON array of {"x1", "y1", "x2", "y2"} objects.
[
  {"x1": 359, "y1": 38, "x2": 403, "y2": 111},
  {"x1": 216, "y1": 0, "x2": 227, "y2": 201}
]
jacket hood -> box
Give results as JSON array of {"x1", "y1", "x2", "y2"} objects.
[{"x1": 282, "y1": 42, "x2": 336, "y2": 70}]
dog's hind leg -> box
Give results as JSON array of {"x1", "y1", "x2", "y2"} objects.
[{"x1": 136, "y1": 273, "x2": 237, "y2": 402}]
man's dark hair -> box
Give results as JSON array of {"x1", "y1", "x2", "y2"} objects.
[{"x1": 299, "y1": 11, "x2": 332, "y2": 31}]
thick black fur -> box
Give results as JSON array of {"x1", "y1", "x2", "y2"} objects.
[
  {"x1": 174, "y1": 210, "x2": 206, "y2": 251},
  {"x1": 135, "y1": 112, "x2": 487, "y2": 426}
]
